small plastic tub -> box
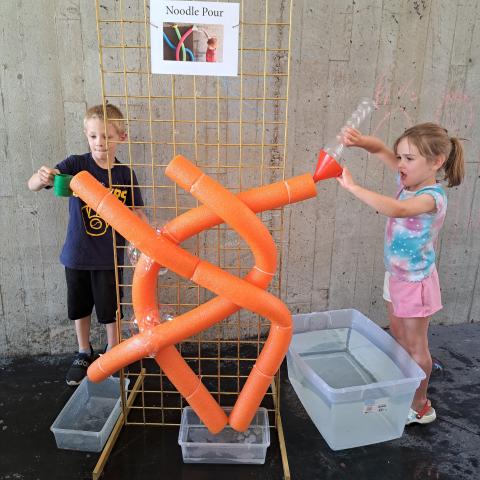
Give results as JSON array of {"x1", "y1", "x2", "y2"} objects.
[
  {"x1": 51, "y1": 376, "x2": 129, "y2": 452},
  {"x1": 178, "y1": 406, "x2": 270, "y2": 464}
]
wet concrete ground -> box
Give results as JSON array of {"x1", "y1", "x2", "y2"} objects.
[{"x1": 1, "y1": 323, "x2": 479, "y2": 479}]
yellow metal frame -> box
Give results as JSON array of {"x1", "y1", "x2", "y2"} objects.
[{"x1": 93, "y1": 1, "x2": 293, "y2": 478}]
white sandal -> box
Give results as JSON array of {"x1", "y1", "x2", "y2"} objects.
[{"x1": 406, "y1": 400, "x2": 436, "y2": 425}]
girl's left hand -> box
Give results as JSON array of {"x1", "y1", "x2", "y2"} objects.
[{"x1": 336, "y1": 167, "x2": 357, "y2": 191}]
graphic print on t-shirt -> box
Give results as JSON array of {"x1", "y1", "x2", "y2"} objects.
[{"x1": 81, "y1": 187, "x2": 128, "y2": 237}]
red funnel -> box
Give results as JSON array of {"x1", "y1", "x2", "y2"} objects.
[{"x1": 313, "y1": 150, "x2": 343, "y2": 182}]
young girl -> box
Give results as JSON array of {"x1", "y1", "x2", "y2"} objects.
[
  {"x1": 338, "y1": 123, "x2": 465, "y2": 425},
  {"x1": 205, "y1": 37, "x2": 218, "y2": 62}
]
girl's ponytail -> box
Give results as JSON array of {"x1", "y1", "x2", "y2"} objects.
[{"x1": 443, "y1": 137, "x2": 465, "y2": 187}]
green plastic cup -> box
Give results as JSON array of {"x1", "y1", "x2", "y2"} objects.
[{"x1": 53, "y1": 173, "x2": 73, "y2": 197}]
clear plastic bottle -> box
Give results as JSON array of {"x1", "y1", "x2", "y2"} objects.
[{"x1": 314, "y1": 98, "x2": 376, "y2": 182}]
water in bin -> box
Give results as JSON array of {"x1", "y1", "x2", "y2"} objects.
[{"x1": 296, "y1": 327, "x2": 406, "y2": 389}]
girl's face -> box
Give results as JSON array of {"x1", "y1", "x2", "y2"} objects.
[
  {"x1": 85, "y1": 118, "x2": 125, "y2": 168},
  {"x1": 396, "y1": 137, "x2": 443, "y2": 190}
]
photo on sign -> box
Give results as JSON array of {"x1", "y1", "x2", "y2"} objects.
[{"x1": 162, "y1": 23, "x2": 224, "y2": 63}]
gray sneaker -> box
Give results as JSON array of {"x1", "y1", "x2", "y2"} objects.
[{"x1": 66, "y1": 345, "x2": 94, "y2": 386}]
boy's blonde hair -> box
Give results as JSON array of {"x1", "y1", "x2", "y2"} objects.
[
  {"x1": 393, "y1": 122, "x2": 465, "y2": 188},
  {"x1": 84, "y1": 104, "x2": 126, "y2": 136}
]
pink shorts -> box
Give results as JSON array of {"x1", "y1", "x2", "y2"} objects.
[{"x1": 383, "y1": 269, "x2": 443, "y2": 318}]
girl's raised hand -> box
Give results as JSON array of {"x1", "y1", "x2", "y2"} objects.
[
  {"x1": 336, "y1": 167, "x2": 357, "y2": 191},
  {"x1": 340, "y1": 127, "x2": 364, "y2": 147}
]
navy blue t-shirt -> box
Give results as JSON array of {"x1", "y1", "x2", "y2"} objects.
[{"x1": 55, "y1": 153, "x2": 144, "y2": 270}]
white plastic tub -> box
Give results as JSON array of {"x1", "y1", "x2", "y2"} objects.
[
  {"x1": 51, "y1": 376, "x2": 129, "y2": 452},
  {"x1": 178, "y1": 407, "x2": 270, "y2": 464},
  {"x1": 287, "y1": 309, "x2": 425, "y2": 450}
]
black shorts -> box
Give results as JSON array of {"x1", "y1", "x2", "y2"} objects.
[{"x1": 65, "y1": 268, "x2": 121, "y2": 324}]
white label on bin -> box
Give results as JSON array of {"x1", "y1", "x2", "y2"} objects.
[{"x1": 363, "y1": 398, "x2": 388, "y2": 414}]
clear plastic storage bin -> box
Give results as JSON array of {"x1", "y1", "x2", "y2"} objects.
[
  {"x1": 51, "y1": 376, "x2": 129, "y2": 452},
  {"x1": 178, "y1": 407, "x2": 270, "y2": 464},
  {"x1": 287, "y1": 309, "x2": 425, "y2": 450}
]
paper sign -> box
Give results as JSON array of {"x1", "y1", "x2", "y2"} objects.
[{"x1": 150, "y1": 1, "x2": 239, "y2": 76}]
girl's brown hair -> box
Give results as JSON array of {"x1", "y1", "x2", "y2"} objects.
[{"x1": 393, "y1": 122, "x2": 465, "y2": 187}]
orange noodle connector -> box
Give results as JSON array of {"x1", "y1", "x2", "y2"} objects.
[{"x1": 70, "y1": 155, "x2": 317, "y2": 433}]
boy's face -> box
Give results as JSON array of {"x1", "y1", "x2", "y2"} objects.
[{"x1": 84, "y1": 118, "x2": 125, "y2": 167}]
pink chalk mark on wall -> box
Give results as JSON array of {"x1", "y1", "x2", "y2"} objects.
[
  {"x1": 372, "y1": 70, "x2": 475, "y2": 139},
  {"x1": 434, "y1": 91, "x2": 474, "y2": 138},
  {"x1": 372, "y1": 72, "x2": 415, "y2": 135}
]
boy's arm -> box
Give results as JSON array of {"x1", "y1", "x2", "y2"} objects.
[
  {"x1": 342, "y1": 128, "x2": 398, "y2": 171},
  {"x1": 129, "y1": 169, "x2": 148, "y2": 223},
  {"x1": 337, "y1": 168, "x2": 435, "y2": 218},
  {"x1": 28, "y1": 166, "x2": 60, "y2": 191},
  {"x1": 133, "y1": 207, "x2": 148, "y2": 223}
]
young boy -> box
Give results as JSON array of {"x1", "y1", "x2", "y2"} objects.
[{"x1": 28, "y1": 104, "x2": 146, "y2": 385}]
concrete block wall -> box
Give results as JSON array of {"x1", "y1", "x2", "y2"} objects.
[{"x1": 0, "y1": 0, "x2": 479, "y2": 357}]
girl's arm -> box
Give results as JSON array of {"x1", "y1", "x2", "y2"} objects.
[
  {"x1": 342, "y1": 128, "x2": 398, "y2": 171},
  {"x1": 337, "y1": 168, "x2": 436, "y2": 218}
]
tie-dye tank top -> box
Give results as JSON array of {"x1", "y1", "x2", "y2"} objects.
[{"x1": 384, "y1": 182, "x2": 447, "y2": 282}]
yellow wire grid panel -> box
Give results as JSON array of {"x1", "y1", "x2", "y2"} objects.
[{"x1": 95, "y1": 0, "x2": 293, "y2": 429}]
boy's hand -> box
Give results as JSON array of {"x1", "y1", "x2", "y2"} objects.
[
  {"x1": 340, "y1": 127, "x2": 364, "y2": 147},
  {"x1": 37, "y1": 166, "x2": 59, "y2": 187},
  {"x1": 336, "y1": 167, "x2": 357, "y2": 191}
]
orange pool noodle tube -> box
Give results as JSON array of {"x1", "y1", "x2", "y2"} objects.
[{"x1": 70, "y1": 157, "x2": 317, "y2": 433}]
